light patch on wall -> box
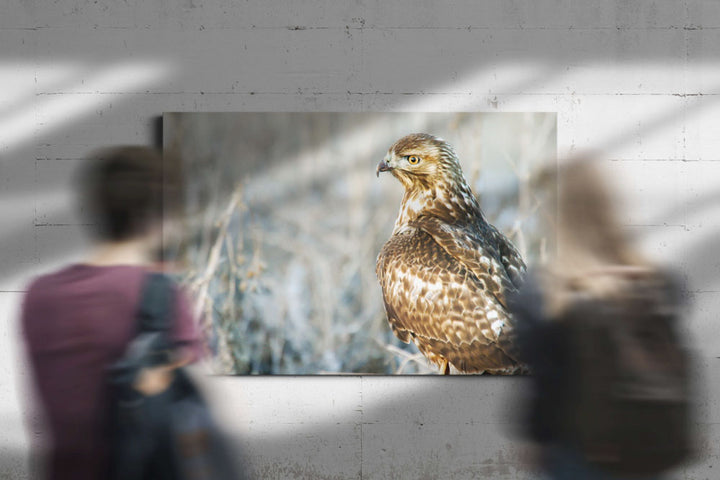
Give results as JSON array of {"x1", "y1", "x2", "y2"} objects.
[
  {"x1": 0, "y1": 61, "x2": 174, "y2": 154},
  {"x1": 389, "y1": 59, "x2": 720, "y2": 162},
  {"x1": 396, "y1": 62, "x2": 554, "y2": 112}
]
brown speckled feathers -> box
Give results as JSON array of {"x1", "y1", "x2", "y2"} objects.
[{"x1": 376, "y1": 133, "x2": 526, "y2": 374}]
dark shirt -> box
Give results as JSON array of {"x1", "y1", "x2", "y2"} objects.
[{"x1": 21, "y1": 264, "x2": 201, "y2": 480}]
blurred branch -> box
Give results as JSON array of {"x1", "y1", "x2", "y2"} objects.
[{"x1": 190, "y1": 186, "x2": 243, "y2": 321}]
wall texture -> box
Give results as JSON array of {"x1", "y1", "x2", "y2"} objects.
[{"x1": 1, "y1": 1, "x2": 719, "y2": 478}]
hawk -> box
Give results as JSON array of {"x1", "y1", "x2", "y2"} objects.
[{"x1": 375, "y1": 133, "x2": 527, "y2": 374}]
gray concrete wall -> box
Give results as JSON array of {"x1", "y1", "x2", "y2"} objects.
[{"x1": 1, "y1": 1, "x2": 719, "y2": 478}]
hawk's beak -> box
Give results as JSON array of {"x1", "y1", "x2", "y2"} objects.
[{"x1": 376, "y1": 159, "x2": 392, "y2": 177}]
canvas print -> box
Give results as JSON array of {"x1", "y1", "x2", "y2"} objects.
[{"x1": 163, "y1": 113, "x2": 556, "y2": 374}]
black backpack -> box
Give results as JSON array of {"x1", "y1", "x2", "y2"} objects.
[
  {"x1": 107, "y1": 273, "x2": 244, "y2": 480},
  {"x1": 560, "y1": 273, "x2": 693, "y2": 476}
]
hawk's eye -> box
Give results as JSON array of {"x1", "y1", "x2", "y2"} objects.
[{"x1": 407, "y1": 155, "x2": 420, "y2": 165}]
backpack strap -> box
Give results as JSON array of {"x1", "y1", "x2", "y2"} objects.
[
  {"x1": 129, "y1": 272, "x2": 176, "y2": 366},
  {"x1": 136, "y1": 272, "x2": 175, "y2": 334}
]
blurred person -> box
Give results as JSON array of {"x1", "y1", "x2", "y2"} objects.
[
  {"x1": 21, "y1": 147, "x2": 201, "y2": 479},
  {"x1": 508, "y1": 158, "x2": 694, "y2": 479}
]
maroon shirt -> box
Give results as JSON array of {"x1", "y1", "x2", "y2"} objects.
[{"x1": 21, "y1": 264, "x2": 201, "y2": 480}]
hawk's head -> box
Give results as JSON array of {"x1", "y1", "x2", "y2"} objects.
[
  {"x1": 378, "y1": 133, "x2": 482, "y2": 226},
  {"x1": 376, "y1": 133, "x2": 464, "y2": 191}
]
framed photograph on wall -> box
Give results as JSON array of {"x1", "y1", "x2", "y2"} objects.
[{"x1": 163, "y1": 112, "x2": 556, "y2": 374}]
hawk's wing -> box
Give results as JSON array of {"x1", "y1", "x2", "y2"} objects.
[
  {"x1": 376, "y1": 227, "x2": 521, "y2": 372},
  {"x1": 487, "y1": 223, "x2": 526, "y2": 290},
  {"x1": 409, "y1": 215, "x2": 525, "y2": 310}
]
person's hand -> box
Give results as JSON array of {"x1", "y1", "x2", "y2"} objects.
[{"x1": 133, "y1": 365, "x2": 174, "y2": 396}]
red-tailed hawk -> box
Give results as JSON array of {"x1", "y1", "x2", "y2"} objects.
[{"x1": 376, "y1": 133, "x2": 527, "y2": 374}]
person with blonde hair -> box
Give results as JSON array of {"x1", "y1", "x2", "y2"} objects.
[{"x1": 510, "y1": 157, "x2": 693, "y2": 479}]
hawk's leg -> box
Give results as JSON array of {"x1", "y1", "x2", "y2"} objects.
[{"x1": 439, "y1": 358, "x2": 450, "y2": 375}]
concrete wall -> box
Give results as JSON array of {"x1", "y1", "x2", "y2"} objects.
[{"x1": 1, "y1": 1, "x2": 718, "y2": 478}]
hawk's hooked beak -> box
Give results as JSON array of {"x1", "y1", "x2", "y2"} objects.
[{"x1": 376, "y1": 159, "x2": 392, "y2": 177}]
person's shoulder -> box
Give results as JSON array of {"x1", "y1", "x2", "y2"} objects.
[
  {"x1": 20, "y1": 265, "x2": 85, "y2": 320},
  {"x1": 652, "y1": 267, "x2": 685, "y2": 293},
  {"x1": 23, "y1": 264, "x2": 78, "y2": 295},
  {"x1": 507, "y1": 267, "x2": 548, "y2": 325},
  {"x1": 640, "y1": 266, "x2": 687, "y2": 312},
  {"x1": 24, "y1": 263, "x2": 150, "y2": 298},
  {"x1": 509, "y1": 268, "x2": 546, "y2": 306}
]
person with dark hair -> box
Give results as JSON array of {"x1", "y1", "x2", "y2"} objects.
[{"x1": 21, "y1": 146, "x2": 201, "y2": 479}]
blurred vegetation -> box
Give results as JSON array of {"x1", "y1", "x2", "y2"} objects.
[{"x1": 164, "y1": 113, "x2": 556, "y2": 374}]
